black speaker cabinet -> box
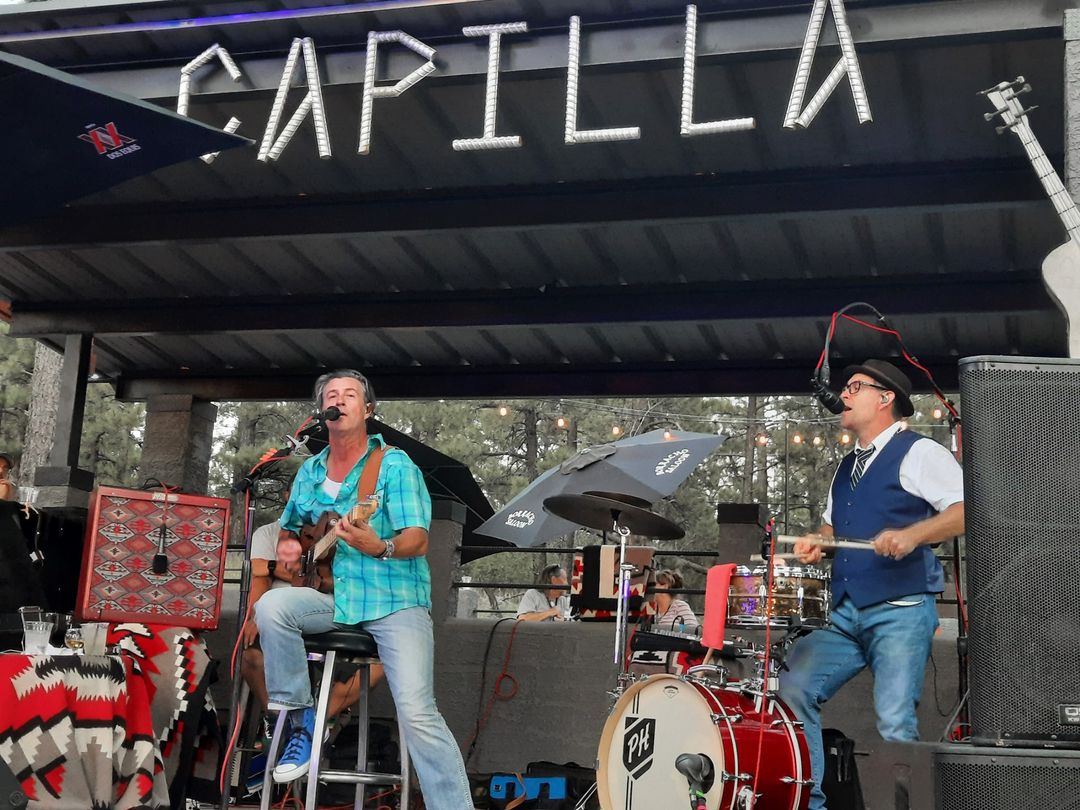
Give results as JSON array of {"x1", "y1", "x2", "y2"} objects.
[
  {"x1": 935, "y1": 745, "x2": 1080, "y2": 809},
  {"x1": 959, "y1": 356, "x2": 1080, "y2": 746}
]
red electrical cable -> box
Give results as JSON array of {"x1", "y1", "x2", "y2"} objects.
[{"x1": 463, "y1": 620, "x2": 523, "y2": 753}]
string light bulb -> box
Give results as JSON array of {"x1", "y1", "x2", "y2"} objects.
[
  {"x1": 497, "y1": 404, "x2": 510, "y2": 417},
  {"x1": 611, "y1": 425, "x2": 623, "y2": 437},
  {"x1": 663, "y1": 430, "x2": 673, "y2": 440},
  {"x1": 792, "y1": 434, "x2": 803, "y2": 444},
  {"x1": 556, "y1": 416, "x2": 568, "y2": 429},
  {"x1": 812, "y1": 435, "x2": 822, "y2": 446},
  {"x1": 932, "y1": 408, "x2": 943, "y2": 420},
  {"x1": 756, "y1": 433, "x2": 768, "y2": 446},
  {"x1": 840, "y1": 433, "x2": 851, "y2": 445}
]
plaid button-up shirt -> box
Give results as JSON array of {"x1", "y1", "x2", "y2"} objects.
[{"x1": 280, "y1": 433, "x2": 432, "y2": 623}]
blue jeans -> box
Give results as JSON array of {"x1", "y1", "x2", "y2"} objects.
[
  {"x1": 255, "y1": 589, "x2": 474, "y2": 810},
  {"x1": 778, "y1": 594, "x2": 939, "y2": 810}
]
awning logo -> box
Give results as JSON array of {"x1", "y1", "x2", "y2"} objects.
[
  {"x1": 654, "y1": 449, "x2": 690, "y2": 476},
  {"x1": 506, "y1": 510, "x2": 535, "y2": 528},
  {"x1": 79, "y1": 122, "x2": 141, "y2": 159}
]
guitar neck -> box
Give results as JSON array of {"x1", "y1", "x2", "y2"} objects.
[
  {"x1": 306, "y1": 504, "x2": 365, "y2": 563},
  {"x1": 986, "y1": 86, "x2": 1080, "y2": 244}
]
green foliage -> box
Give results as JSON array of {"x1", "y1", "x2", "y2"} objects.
[{"x1": 0, "y1": 322, "x2": 33, "y2": 456}]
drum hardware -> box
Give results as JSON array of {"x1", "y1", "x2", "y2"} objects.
[
  {"x1": 720, "y1": 771, "x2": 753, "y2": 782},
  {"x1": 736, "y1": 785, "x2": 759, "y2": 809},
  {"x1": 779, "y1": 776, "x2": 815, "y2": 785},
  {"x1": 771, "y1": 719, "x2": 804, "y2": 729},
  {"x1": 711, "y1": 711, "x2": 742, "y2": 724}
]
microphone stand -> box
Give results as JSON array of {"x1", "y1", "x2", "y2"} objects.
[{"x1": 218, "y1": 432, "x2": 309, "y2": 810}]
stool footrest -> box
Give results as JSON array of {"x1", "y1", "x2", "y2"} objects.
[{"x1": 317, "y1": 769, "x2": 403, "y2": 786}]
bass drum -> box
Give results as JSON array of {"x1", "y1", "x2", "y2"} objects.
[{"x1": 596, "y1": 674, "x2": 810, "y2": 810}]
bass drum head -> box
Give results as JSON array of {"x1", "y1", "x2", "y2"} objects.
[{"x1": 596, "y1": 675, "x2": 729, "y2": 810}]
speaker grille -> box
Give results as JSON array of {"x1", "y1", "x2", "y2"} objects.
[
  {"x1": 960, "y1": 357, "x2": 1080, "y2": 744},
  {"x1": 935, "y1": 748, "x2": 1080, "y2": 809}
]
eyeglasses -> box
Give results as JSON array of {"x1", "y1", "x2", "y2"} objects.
[{"x1": 842, "y1": 380, "x2": 890, "y2": 396}]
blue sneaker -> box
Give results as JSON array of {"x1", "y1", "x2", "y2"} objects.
[{"x1": 272, "y1": 707, "x2": 315, "y2": 783}]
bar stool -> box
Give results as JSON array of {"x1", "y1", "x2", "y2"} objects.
[{"x1": 260, "y1": 627, "x2": 410, "y2": 810}]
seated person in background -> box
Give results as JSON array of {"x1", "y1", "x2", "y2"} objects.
[
  {"x1": 243, "y1": 519, "x2": 381, "y2": 719},
  {"x1": 652, "y1": 569, "x2": 699, "y2": 632},
  {"x1": 0, "y1": 453, "x2": 16, "y2": 501},
  {"x1": 516, "y1": 563, "x2": 571, "y2": 621}
]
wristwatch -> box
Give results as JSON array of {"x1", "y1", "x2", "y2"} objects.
[{"x1": 377, "y1": 538, "x2": 395, "y2": 560}]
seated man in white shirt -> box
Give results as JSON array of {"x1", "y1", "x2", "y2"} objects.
[{"x1": 516, "y1": 563, "x2": 571, "y2": 622}]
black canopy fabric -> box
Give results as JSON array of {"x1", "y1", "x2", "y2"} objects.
[
  {"x1": 298, "y1": 419, "x2": 499, "y2": 562},
  {"x1": 0, "y1": 50, "x2": 250, "y2": 223}
]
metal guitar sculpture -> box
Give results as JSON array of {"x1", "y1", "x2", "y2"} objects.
[{"x1": 982, "y1": 77, "x2": 1080, "y2": 357}]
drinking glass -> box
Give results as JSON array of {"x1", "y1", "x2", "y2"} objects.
[
  {"x1": 23, "y1": 621, "x2": 52, "y2": 655},
  {"x1": 82, "y1": 622, "x2": 109, "y2": 656},
  {"x1": 64, "y1": 625, "x2": 84, "y2": 654}
]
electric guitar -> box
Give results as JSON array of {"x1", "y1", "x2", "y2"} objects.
[
  {"x1": 292, "y1": 496, "x2": 380, "y2": 593},
  {"x1": 981, "y1": 77, "x2": 1080, "y2": 358}
]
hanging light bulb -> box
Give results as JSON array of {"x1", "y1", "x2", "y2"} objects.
[
  {"x1": 756, "y1": 433, "x2": 768, "y2": 446},
  {"x1": 663, "y1": 430, "x2": 673, "y2": 440},
  {"x1": 556, "y1": 416, "x2": 568, "y2": 429},
  {"x1": 792, "y1": 434, "x2": 803, "y2": 445},
  {"x1": 932, "y1": 408, "x2": 943, "y2": 420},
  {"x1": 840, "y1": 433, "x2": 851, "y2": 445},
  {"x1": 812, "y1": 435, "x2": 822, "y2": 446},
  {"x1": 612, "y1": 425, "x2": 623, "y2": 437},
  {"x1": 497, "y1": 404, "x2": 510, "y2": 417}
]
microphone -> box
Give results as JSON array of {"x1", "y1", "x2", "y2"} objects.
[
  {"x1": 316, "y1": 406, "x2": 341, "y2": 422},
  {"x1": 152, "y1": 521, "x2": 168, "y2": 574},
  {"x1": 812, "y1": 373, "x2": 845, "y2": 415},
  {"x1": 675, "y1": 752, "x2": 714, "y2": 798}
]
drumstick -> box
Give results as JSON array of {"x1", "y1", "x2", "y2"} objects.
[{"x1": 775, "y1": 534, "x2": 877, "y2": 551}]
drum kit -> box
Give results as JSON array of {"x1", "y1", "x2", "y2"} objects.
[{"x1": 543, "y1": 493, "x2": 832, "y2": 810}]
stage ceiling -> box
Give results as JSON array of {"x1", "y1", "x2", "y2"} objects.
[{"x1": 0, "y1": 0, "x2": 1074, "y2": 400}]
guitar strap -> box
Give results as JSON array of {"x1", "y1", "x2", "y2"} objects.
[{"x1": 357, "y1": 445, "x2": 388, "y2": 500}]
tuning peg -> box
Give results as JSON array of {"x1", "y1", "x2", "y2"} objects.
[
  {"x1": 978, "y1": 76, "x2": 1028, "y2": 96},
  {"x1": 1003, "y1": 84, "x2": 1032, "y2": 101},
  {"x1": 984, "y1": 108, "x2": 1008, "y2": 121}
]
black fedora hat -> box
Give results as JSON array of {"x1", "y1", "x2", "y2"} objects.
[{"x1": 841, "y1": 359, "x2": 914, "y2": 417}]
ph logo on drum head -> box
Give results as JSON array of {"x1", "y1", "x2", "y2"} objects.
[{"x1": 622, "y1": 717, "x2": 656, "y2": 779}]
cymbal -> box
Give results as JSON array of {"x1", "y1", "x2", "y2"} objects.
[
  {"x1": 543, "y1": 493, "x2": 684, "y2": 540},
  {"x1": 582, "y1": 491, "x2": 653, "y2": 509}
]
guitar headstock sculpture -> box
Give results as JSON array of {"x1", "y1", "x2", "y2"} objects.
[{"x1": 981, "y1": 77, "x2": 1080, "y2": 357}]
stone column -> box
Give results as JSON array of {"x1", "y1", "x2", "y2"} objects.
[
  {"x1": 33, "y1": 334, "x2": 95, "y2": 510},
  {"x1": 426, "y1": 500, "x2": 466, "y2": 627},
  {"x1": 1066, "y1": 10, "x2": 1080, "y2": 201},
  {"x1": 140, "y1": 394, "x2": 217, "y2": 493}
]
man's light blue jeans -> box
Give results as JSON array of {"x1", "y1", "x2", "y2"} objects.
[
  {"x1": 778, "y1": 593, "x2": 939, "y2": 810},
  {"x1": 255, "y1": 588, "x2": 474, "y2": 810}
]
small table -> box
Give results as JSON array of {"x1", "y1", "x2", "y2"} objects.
[{"x1": 0, "y1": 652, "x2": 170, "y2": 809}]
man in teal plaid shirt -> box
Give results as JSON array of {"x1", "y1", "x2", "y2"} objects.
[{"x1": 255, "y1": 370, "x2": 474, "y2": 809}]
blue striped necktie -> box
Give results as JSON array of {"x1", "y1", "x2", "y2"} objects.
[{"x1": 850, "y1": 445, "x2": 875, "y2": 487}]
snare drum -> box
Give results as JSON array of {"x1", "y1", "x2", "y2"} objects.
[
  {"x1": 727, "y1": 565, "x2": 831, "y2": 628},
  {"x1": 596, "y1": 674, "x2": 811, "y2": 810}
]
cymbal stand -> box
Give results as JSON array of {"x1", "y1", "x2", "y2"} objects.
[{"x1": 612, "y1": 517, "x2": 635, "y2": 692}]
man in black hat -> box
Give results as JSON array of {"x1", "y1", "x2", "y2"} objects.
[{"x1": 779, "y1": 359, "x2": 964, "y2": 810}]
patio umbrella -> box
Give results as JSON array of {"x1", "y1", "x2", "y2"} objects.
[
  {"x1": 298, "y1": 419, "x2": 498, "y2": 562},
  {"x1": 475, "y1": 429, "x2": 726, "y2": 547},
  {"x1": 0, "y1": 51, "x2": 251, "y2": 223}
]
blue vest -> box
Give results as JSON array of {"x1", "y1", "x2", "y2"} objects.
[{"x1": 830, "y1": 429, "x2": 943, "y2": 608}]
